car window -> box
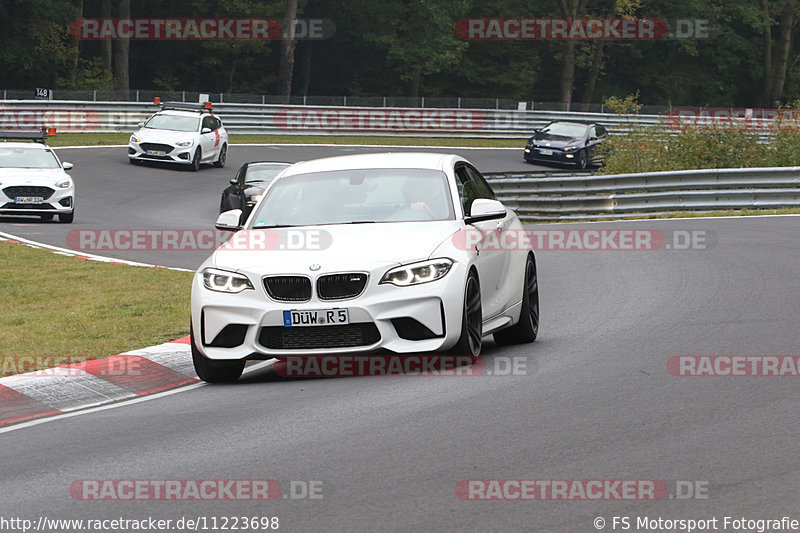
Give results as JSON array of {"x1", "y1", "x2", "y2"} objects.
[
  {"x1": 0, "y1": 146, "x2": 60, "y2": 169},
  {"x1": 202, "y1": 116, "x2": 216, "y2": 131},
  {"x1": 596, "y1": 125, "x2": 608, "y2": 137},
  {"x1": 245, "y1": 165, "x2": 287, "y2": 185},
  {"x1": 540, "y1": 122, "x2": 589, "y2": 137},
  {"x1": 589, "y1": 126, "x2": 597, "y2": 139},
  {"x1": 144, "y1": 114, "x2": 200, "y2": 132},
  {"x1": 455, "y1": 165, "x2": 481, "y2": 215},
  {"x1": 251, "y1": 168, "x2": 455, "y2": 226},
  {"x1": 465, "y1": 166, "x2": 496, "y2": 200}
]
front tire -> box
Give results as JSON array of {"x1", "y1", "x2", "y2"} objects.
[
  {"x1": 213, "y1": 144, "x2": 227, "y2": 168},
  {"x1": 40, "y1": 213, "x2": 54, "y2": 221},
  {"x1": 58, "y1": 211, "x2": 74, "y2": 224},
  {"x1": 576, "y1": 149, "x2": 588, "y2": 169},
  {"x1": 449, "y1": 270, "x2": 482, "y2": 357},
  {"x1": 191, "y1": 325, "x2": 245, "y2": 383},
  {"x1": 190, "y1": 148, "x2": 201, "y2": 172},
  {"x1": 493, "y1": 255, "x2": 538, "y2": 345}
]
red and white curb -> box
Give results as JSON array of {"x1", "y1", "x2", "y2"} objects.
[
  {"x1": 0, "y1": 337, "x2": 196, "y2": 426},
  {"x1": 0, "y1": 232, "x2": 194, "y2": 272},
  {"x1": 1, "y1": 231, "x2": 198, "y2": 426}
]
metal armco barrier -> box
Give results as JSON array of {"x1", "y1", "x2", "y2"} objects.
[
  {"x1": 0, "y1": 100, "x2": 661, "y2": 138},
  {"x1": 483, "y1": 167, "x2": 800, "y2": 221}
]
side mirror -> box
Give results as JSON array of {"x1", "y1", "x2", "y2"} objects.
[
  {"x1": 62, "y1": 162, "x2": 74, "y2": 170},
  {"x1": 215, "y1": 209, "x2": 243, "y2": 231},
  {"x1": 202, "y1": 127, "x2": 212, "y2": 134},
  {"x1": 137, "y1": 122, "x2": 144, "y2": 128},
  {"x1": 466, "y1": 199, "x2": 506, "y2": 224},
  {"x1": 229, "y1": 178, "x2": 237, "y2": 185}
]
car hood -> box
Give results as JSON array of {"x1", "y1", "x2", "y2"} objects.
[
  {"x1": 0, "y1": 167, "x2": 69, "y2": 185},
  {"x1": 133, "y1": 129, "x2": 196, "y2": 143},
  {"x1": 529, "y1": 134, "x2": 582, "y2": 148},
  {"x1": 211, "y1": 220, "x2": 463, "y2": 273}
]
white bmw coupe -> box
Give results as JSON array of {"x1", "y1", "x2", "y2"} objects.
[{"x1": 190, "y1": 153, "x2": 538, "y2": 382}]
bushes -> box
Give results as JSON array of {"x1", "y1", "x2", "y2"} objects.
[{"x1": 598, "y1": 124, "x2": 776, "y2": 174}]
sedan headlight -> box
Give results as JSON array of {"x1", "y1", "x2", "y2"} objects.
[
  {"x1": 201, "y1": 268, "x2": 254, "y2": 293},
  {"x1": 175, "y1": 140, "x2": 194, "y2": 147},
  {"x1": 380, "y1": 258, "x2": 453, "y2": 287},
  {"x1": 563, "y1": 145, "x2": 579, "y2": 152},
  {"x1": 55, "y1": 178, "x2": 72, "y2": 189},
  {"x1": 130, "y1": 135, "x2": 140, "y2": 143}
]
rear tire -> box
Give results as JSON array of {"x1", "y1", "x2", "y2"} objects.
[
  {"x1": 190, "y1": 149, "x2": 201, "y2": 172},
  {"x1": 213, "y1": 144, "x2": 227, "y2": 168},
  {"x1": 493, "y1": 255, "x2": 538, "y2": 345},
  {"x1": 191, "y1": 325, "x2": 245, "y2": 383},
  {"x1": 449, "y1": 271, "x2": 482, "y2": 357},
  {"x1": 58, "y1": 211, "x2": 74, "y2": 224}
]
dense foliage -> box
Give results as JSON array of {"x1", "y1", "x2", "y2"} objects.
[{"x1": 1, "y1": 0, "x2": 799, "y2": 107}]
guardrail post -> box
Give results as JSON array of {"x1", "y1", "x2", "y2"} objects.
[
  {"x1": 262, "y1": 95, "x2": 265, "y2": 104},
  {"x1": 496, "y1": 98, "x2": 499, "y2": 109},
  {"x1": 458, "y1": 97, "x2": 461, "y2": 108},
  {"x1": 182, "y1": 91, "x2": 185, "y2": 102},
  {"x1": 421, "y1": 97, "x2": 425, "y2": 108},
  {"x1": 383, "y1": 97, "x2": 386, "y2": 107},
  {"x1": 135, "y1": 89, "x2": 139, "y2": 102},
  {"x1": 303, "y1": 95, "x2": 307, "y2": 105},
  {"x1": 93, "y1": 90, "x2": 97, "y2": 101},
  {"x1": 343, "y1": 96, "x2": 347, "y2": 106}
]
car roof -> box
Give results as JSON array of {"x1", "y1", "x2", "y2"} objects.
[
  {"x1": 246, "y1": 161, "x2": 292, "y2": 167},
  {"x1": 281, "y1": 152, "x2": 460, "y2": 176},
  {"x1": 152, "y1": 109, "x2": 207, "y2": 118},
  {"x1": 0, "y1": 141, "x2": 50, "y2": 149}
]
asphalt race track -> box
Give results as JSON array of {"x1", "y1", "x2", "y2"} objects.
[
  {"x1": 1, "y1": 145, "x2": 800, "y2": 532},
  {"x1": 0, "y1": 144, "x2": 539, "y2": 269}
]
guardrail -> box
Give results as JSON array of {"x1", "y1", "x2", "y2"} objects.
[
  {"x1": 484, "y1": 167, "x2": 800, "y2": 221},
  {"x1": 0, "y1": 99, "x2": 661, "y2": 138}
]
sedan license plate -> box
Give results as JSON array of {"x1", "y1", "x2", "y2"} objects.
[
  {"x1": 283, "y1": 309, "x2": 349, "y2": 327},
  {"x1": 15, "y1": 196, "x2": 44, "y2": 204},
  {"x1": 538, "y1": 149, "x2": 553, "y2": 156},
  {"x1": 147, "y1": 150, "x2": 167, "y2": 156}
]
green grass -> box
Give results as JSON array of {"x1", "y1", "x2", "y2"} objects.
[
  {"x1": 0, "y1": 241, "x2": 193, "y2": 377},
  {"x1": 46, "y1": 132, "x2": 522, "y2": 148}
]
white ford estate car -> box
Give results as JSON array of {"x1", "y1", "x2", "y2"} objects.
[{"x1": 128, "y1": 102, "x2": 228, "y2": 171}]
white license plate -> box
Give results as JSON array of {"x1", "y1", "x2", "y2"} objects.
[
  {"x1": 538, "y1": 149, "x2": 553, "y2": 156},
  {"x1": 15, "y1": 196, "x2": 44, "y2": 204},
  {"x1": 283, "y1": 309, "x2": 349, "y2": 327},
  {"x1": 147, "y1": 150, "x2": 167, "y2": 156}
]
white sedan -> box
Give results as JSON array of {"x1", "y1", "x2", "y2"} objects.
[
  {"x1": 190, "y1": 153, "x2": 539, "y2": 382},
  {"x1": 0, "y1": 131, "x2": 75, "y2": 223},
  {"x1": 128, "y1": 102, "x2": 228, "y2": 171}
]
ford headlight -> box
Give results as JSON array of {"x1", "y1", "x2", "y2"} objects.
[
  {"x1": 55, "y1": 178, "x2": 72, "y2": 189},
  {"x1": 175, "y1": 140, "x2": 194, "y2": 147},
  {"x1": 380, "y1": 258, "x2": 453, "y2": 287},
  {"x1": 201, "y1": 268, "x2": 254, "y2": 293},
  {"x1": 130, "y1": 135, "x2": 140, "y2": 143}
]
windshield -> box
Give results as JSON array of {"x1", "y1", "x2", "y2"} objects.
[
  {"x1": 144, "y1": 114, "x2": 199, "y2": 132},
  {"x1": 245, "y1": 164, "x2": 290, "y2": 184},
  {"x1": 539, "y1": 123, "x2": 588, "y2": 138},
  {"x1": 0, "y1": 146, "x2": 61, "y2": 169},
  {"x1": 251, "y1": 168, "x2": 455, "y2": 227}
]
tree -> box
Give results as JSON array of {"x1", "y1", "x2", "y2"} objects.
[{"x1": 277, "y1": 0, "x2": 298, "y2": 98}]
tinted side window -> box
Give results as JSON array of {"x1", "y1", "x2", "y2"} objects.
[
  {"x1": 596, "y1": 125, "x2": 607, "y2": 137},
  {"x1": 465, "y1": 166, "x2": 496, "y2": 200},
  {"x1": 202, "y1": 116, "x2": 215, "y2": 131},
  {"x1": 455, "y1": 165, "x2": 480, "y2": 215}
]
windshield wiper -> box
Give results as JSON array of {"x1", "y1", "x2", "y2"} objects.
[{"x1": 252, "y1": 224, "x2": 298, "y2": 229}]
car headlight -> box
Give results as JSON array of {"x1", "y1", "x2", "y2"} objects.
[
  {"x1": 175, "y1": 140, "x2": 194, "y2": 147},
  {"x1": 130, "y1": 135, "x2": 140, "y2": 143},
  {"x1": 201, "y1": 268, "x2": 254, "y2": 293},
  {"x1": 563, "y1": 145, "x2": 579, "y2": 152},
  {"x1": 55, "y1": 178, "x2": 72, "y2": 189},
  {"x1": 380, "y1": 258, "x2": 453, "y2": 287}
]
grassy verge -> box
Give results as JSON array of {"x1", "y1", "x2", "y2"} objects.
[
  {"x1": 0, "y1": 241, "x2": 193, "y2": 377},
  {"x1": 46, "y1": 132, "x2": 522, "y2": 148}
]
